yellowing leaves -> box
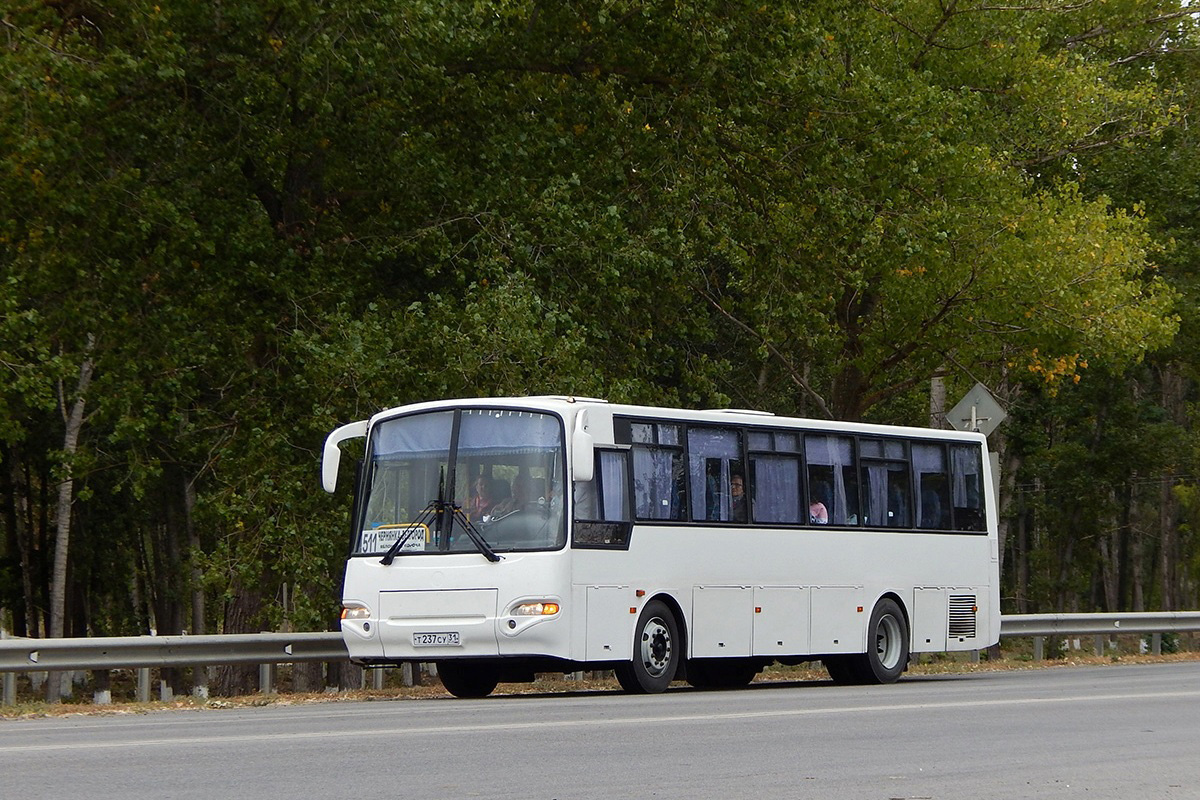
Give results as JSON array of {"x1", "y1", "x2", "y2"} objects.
[{"x1": 1024, "y1": 350, "x2": 1088, "y2": 392}]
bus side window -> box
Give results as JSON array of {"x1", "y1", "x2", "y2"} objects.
[
  {"x1": 686, "y1": 426, "x2": 742, "y2": 523},
  {"x1": 599, "y1": 450, "x2": 632, "y2": 521},
  {"x1": 913, "y1": 442, "x2": 951, "y2": 530},
  {"x1": 951, "y1": 444, "x2": 986, "y2": 531},
  {"x1": 805, "y1": 434, "x2": 857, "y2": 525},
  {"x1": 859, "y1": 438, "x2": 911, "y2": 528},
  {"x1": 632, "y1": 445, "x2": 686, "y2": 521},
  {"x1": 750, "y1": 453, "x2": 802, "y2": 524}
]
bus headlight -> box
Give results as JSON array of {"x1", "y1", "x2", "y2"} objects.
[{"x1": 513, "y1": 602, "x2": 560, "y2": 616}]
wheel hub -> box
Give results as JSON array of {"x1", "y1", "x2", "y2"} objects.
[
  {"x1": 640, "y1": 618, "x2": 672, "y2": 677},
  {"x1": 874, "y1": 614, "x2": 903, "y2": 670}
]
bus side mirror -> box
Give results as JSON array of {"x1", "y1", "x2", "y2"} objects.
[
  {"x1": 572, "y1": 410, "x2": 594, "y2": 482},
  {"x1": 322, "y1": 420, "x2": 369, "y2": 493}
]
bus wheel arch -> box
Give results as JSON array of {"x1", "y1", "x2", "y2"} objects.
[{"x1": 615, "y1": 596, "x2": 683, "y2": 694}]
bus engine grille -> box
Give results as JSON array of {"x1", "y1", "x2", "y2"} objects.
[{"x1": 948, "y1": 594, "x2": 978, "y2": 638}]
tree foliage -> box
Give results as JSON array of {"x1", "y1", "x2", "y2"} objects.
[{"x1": 1, "y1": 0, "x2": 1198, "y2": 692}]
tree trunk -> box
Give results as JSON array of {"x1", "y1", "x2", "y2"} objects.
[
  {"x1": 1097, "y1": 519, "x2": 1119, "y2": 612},
  {"x1": 45, "y1": 340, "x2": 95, "y2": 701},
  {"x1": 184, "y1": 473, "x2": 208, "y2": 695},
  {"x1": 1160, "y1": 475, "x2": 1176, "y2": 609},
  {"x1": 1014, "y1": 497, "x2": 1030, "y2": 613},
  {"x1": 929, "y1": 375, "x2": 947, "y2": 430},
  {"x1": 1158, "y1": 362, "x2": 1186, "y2": 610},
  {"x1": 1127, "y1": 481, "x2": 1145, "y2": 612},
  {"x1": 213, "y1": 581, "x2": 264, "y2": 696},
  {"x1": 292, "y1": 660, "x2": 324, "y2": 693},
  {"x1": 1055, "y1": 507, "x2": 1080, "y2": 613},
  {"x1": 3, "y1": 445, "x2": 36, "y2": 637}
]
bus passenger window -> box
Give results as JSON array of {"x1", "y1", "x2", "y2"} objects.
[
  {"x1": 913, "y1": 442, "x2": 951, "y2": 530},
  {"x1": 687, "y1": 427, "x2": 743, "y2": 523},
  {"x1": 632, "y1": 446, "x2": 685, "y2": 521},
  {"x1": 951, "y1": 444, "x2": 986, "y2": 531},
  {"x1": 751, "y1": 454, "x2": 802, "y2": 524},
  {"x1": 805, "y1": 434, "x2": 857, "y2": 525},
  {"x1": 599, "y1": 450, "x2": 632, "y2": 521},
  {"x1": 860, "y1": 438, "x2": 911, "y2": 528}
]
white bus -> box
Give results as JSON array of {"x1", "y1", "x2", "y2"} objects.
[{"x1": 323, "y1": 396, "x2": 999, "y2": 697}]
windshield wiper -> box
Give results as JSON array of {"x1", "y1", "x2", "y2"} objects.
[
  {"x1": 450, "y1": 505, "x2": 502, "y2": 563},
  {"x1": 379, "y1": 468, "x2": 501, "y2": 565}
]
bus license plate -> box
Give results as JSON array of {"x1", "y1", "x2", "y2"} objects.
[{"x1": 412, "y1": 632, "x2": 461, "y2": 647}]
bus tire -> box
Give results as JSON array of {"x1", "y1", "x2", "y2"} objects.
[
  {"x1": 615, "y1": 600, "x2": 680, "y2": 694},
  {"x1": 436, "y1": 661, "x2": 499, "y2": 698},
  {"x1": 824, "y1": 599, "x2": 909, "y2": 685},
  {"x1": 861, "y1": 597, "x2": 909, "y2": 683}
]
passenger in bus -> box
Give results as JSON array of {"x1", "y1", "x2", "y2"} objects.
[
  {"x1": 810, "y1": 483, "x2": 830, "y2": 524},
  {"x1": 508, "y1": 473, "x2": 534, "y2": 511},
  {"x1": 730, "y1": 474, "x2": 747, "y2": 522},
  {"x1": 470, "y1": 475, "x2": 494, "y2": 520}
]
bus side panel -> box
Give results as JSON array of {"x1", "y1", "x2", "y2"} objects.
[
  {"x1": 752, "y1": 586, "x2": 810, "y2": 657},
  {"x1": 584, "y1": 585, "x2": 634, "y2": 662},
  {"x1": 912, "y1": 587, "x2": 949, "y2": 652},
  {"x1": 691, "y1": 586, "x2": 753, "y2": 657},
  {"x1": 810, "y1": 586, "x2": 865, "y2": 654}
]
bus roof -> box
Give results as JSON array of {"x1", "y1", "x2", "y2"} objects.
[{"x1": 366, "y1": 396, "x2": 988, "y2": 444}]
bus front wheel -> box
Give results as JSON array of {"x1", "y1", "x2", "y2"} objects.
[
  {"x1": 615, "y1": 600, "x2": 680, "y2": 694},
  {"x1": 436, "y1": 661, "x2": 499, "y2": 698}
]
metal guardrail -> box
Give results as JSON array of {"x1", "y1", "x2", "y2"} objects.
[
  {"x1": 0, "y1": 631, "x2": 347, "y2": 705},
  {"x1": 0, "y1": 631, "x2": 345, "y2": 673},
  {"x1": 998, "y1": 612, "x2": 1200, "y2": 637},
  {"x1": 2, "y1": 613, "x2": 1198, "y2": 704}
]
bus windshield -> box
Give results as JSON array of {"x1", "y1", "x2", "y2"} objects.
[{"x1": 356, "y1": 408, "x2": 566, "y2": 556}]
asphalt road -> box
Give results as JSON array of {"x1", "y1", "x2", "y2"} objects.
[{"x1": 2, "y1": 662, "x2": 1199, "y2": 799}]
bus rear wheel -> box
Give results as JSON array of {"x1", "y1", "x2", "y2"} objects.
[
  {"x1": 615, "y1": 600, "x2": 680, "y2": 694},
  {"x1": 862, "y1": 597, "x2": 909, "y2": 683},
  {"x1": 436, "y1": 661, "x2": 499, "y2": 698},
  {"x1": 826, "y1": 598, "x2": 909, "y2": 685}
]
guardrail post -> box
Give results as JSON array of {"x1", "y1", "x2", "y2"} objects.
[
  {"x1": 137, "y1": 668, "x2": 151, "y2": 703},
  {"x1": 1093, "y1": 635, "x2": 1104, "y2": 657},
  {"x1": 1033, "y1": 637, "x2": 1044, "y2": 661},
  {"x1": 401, "y1": 662, "x2": 414, "y2": 687},
  {"x1": 371, "y1": 667, "x2": 384, "y2": 690},
  {"x1": 259, "y1": 663, "x2": 275, "y2": 694},
  {"x1": 1152, "y1": 633, "x2": 1162, "y2": 655},
  {"x1": 2, "y1": 671, "x2": 14, "y2": 706}
]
